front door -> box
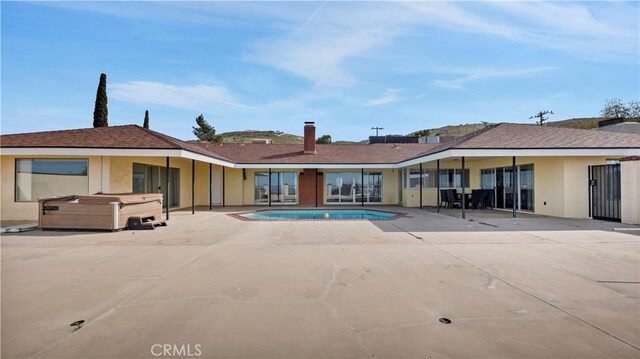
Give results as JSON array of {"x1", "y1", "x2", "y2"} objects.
[{"x1": 589, "y1": 164, "x2": 621, "y2": 222}]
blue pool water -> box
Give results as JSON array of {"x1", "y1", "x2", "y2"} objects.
[{"x1": 238, "y1": 209, "x2": 398, "y2": 220}]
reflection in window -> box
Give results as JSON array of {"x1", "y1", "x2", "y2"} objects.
[
  {"x1": 480, "y1": 164, "x2": 534, "y2": 212},
  {"x1": 15, "y1": 159, "x2": 89, "y2": 201},
  {"x1": 405, "y1": 168, "x2": 469, "y2": 189},
  {"x1": 326, "y1": 172, "x2": 382, "y2": 203},
  {"x1": 254, "y1": 172, "x2": 297, "y2": 204},
  {"x1": 132, "y1": 163, "x2": 180, "y2": 207}
]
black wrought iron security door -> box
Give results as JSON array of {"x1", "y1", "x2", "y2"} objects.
[{"x1": 589, "y1": 164, "x2": 621, "y2": 222}]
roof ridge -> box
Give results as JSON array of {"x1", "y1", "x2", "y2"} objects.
[
  {"x1": 133, "y1": 125, "x2": 185, "y2": 149},
  {"x1": 0, "y1": 124, "x2": 138, "y2": 137},
  {"x1": 446, "y1": 123, "x2": 501, "y2": 149}
]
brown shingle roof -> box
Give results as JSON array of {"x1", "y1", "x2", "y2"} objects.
[
  {"x1": 2, "y1": 123, "x2": 638, "y2": 165},
  {"x1": 455, "y1": 123, "x2": 640, "y2": 149},
  {"x1": 197, "y1": 142, "x2": 441, "y2": 164},
  {"x1": 0, "y1": 125, "x2": 232, "y2": 162}
]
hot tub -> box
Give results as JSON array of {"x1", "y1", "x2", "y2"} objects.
[{"x1": 38, "y1": 193, "x2": 164, "y2": 231}]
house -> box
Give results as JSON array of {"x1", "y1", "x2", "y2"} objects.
[{"x1": 1, "y1": 122, "x2": 639, "y2": 224}]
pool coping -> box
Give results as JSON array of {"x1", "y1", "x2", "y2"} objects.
[{"x1": 228, "y1": 208, "x2": 406, "y2": 221}]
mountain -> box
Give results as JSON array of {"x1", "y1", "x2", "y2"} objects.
[
  {"x1": 217, "y1": 130, "x2": 303, "y2": 144},
  {"x1": 409, "y1": 117, "x2": 635, "y2": 138},
  {"x1": 210, "y1": 117, "x2": 633, "y2": 145}
]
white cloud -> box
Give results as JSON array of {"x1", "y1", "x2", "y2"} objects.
[
  {"x1": 364, "y1": 89, "x2": 402, "y2": 106},
  {"x1": 404, "y1": 1, "x2": 638, "y2": 62},
  {"x1": 245, "y1": 1, "x2": 636, "y2": 88},
  {"x1": 110, "y1": 81, "x2": 246, "y2": 111},
  {"x1": 39, "y1": 1, "x2": 638, "y2": 88},
  {"x1": 244, "y1": 2, "x2": 414, "y2": 87},
  {"x1": 432, "y1": 67, "x2": 558, "y2": 89}
]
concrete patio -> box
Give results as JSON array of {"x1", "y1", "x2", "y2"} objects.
[{"x1": 1, "y1": 207, "x2": 639, "y2": 358}]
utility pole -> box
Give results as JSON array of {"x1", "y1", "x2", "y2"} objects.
[
  {"x1": 371, "y1": 126, "x2": 384, "y2": 136},
  {"x1": 529, "y1": 110, "x2": 553, "y2": 126}
]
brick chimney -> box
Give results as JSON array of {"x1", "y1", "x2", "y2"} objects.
[{"x1": 304, "y1": 121, "x2": 316, "y2": 154}]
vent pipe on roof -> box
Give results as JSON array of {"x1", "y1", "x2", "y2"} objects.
[{"x1": 304, "y1": 122, "x2": 316, "y2": 154}]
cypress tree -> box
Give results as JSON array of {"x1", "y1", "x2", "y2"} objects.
[
  {"x1": 143, "y1": 110, "x2": 150, "y2": 129},
  {"x1": 93, "y1": 73, "x2": 108, "y2": 127}
]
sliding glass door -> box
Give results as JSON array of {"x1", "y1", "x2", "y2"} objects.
[
  {"x1": 480, "y1": 164, "x2": 534, "y2": 212},
  {"x1": 326, "y1": 172, "x2": 382, "y2": 204},
  {"x1": 519, "y1": 165, "x2": 534, "y2": 211},
  {"x1": 132, "y1": 163, "x2": 180, "y2": 207},
  {"x1": 254, "y1": 171, "x2": 297, "y2": 204}
]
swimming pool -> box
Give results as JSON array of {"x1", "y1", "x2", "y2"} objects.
[{"x1": 235, "y1": 209, "x2": 399, "y2": 221}]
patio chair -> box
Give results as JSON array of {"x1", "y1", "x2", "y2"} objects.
[
  {"x1": 471, "y1": 189, "x2": 484, "y2": 209},
  {"x1": 482, "y1": 189, "x2": 494, "y2": 209},
  {"x1": 440, "y1": 189, "x2": 449, "y2": 208},
  {"x1": 446, "y1": 189, "x2": 461, "y2": 208}
]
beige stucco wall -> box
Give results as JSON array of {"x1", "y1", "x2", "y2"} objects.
[
  {"x1": 1, "y1": 155, "x2": 105, "y2": 221},
  {"x1": 109, "y1": 157, "x2": 229, "y2": 208},
  {"x1": 621, "y1": 160, "x2": 640, "y2": 225},
  {"x1": 561, "y1": 157, "x2": 607, "y2": 218},
  {"x1": 223, "y1": 168, "x2": 243, "y2": 205}
]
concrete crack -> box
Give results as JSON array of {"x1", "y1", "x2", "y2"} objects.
[{"x1": 319, "y1": 265, "x2": 374, "y2": 358}]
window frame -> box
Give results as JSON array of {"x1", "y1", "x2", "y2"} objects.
[
  {"x1": 324, "y1": 171, "x2": 383, "y2": 204},
  {"x1": 254, "y1": 170, "x2": 299, "y2": 205},
  {"x1": 14, "y1": 158, "x2": 89, "y2": 202},
  {"x1": 404, "y1": 168, "x2": 469, "y2": 189}
]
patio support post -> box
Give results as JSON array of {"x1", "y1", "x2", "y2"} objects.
[
  {"x1": 361, "y1": 168, "x2": 364, "y2": 207},
  {"x1": 419, "y1": 163, "x2": 423, "y2": 209},
  {"x1": 512, "y1": 156, "x2": 517, "y2": 218},
  {"x1": 191, "y1": 159, "x2": 195, "y2": 214},
  {"x1": 222, "y1": 166, "x2": 225, "y2": 207},
  {"x1": 436, "y1": 160, "x2": 440, "y2": 213},
  {"x1": 268, "y1": 168, "x2": 272, "y2": 207},
  {"x1": 315, "y1": 169, "x2": 318, "y2": 208},
  {"x1": 461, "y1": 156, "x2": 466, "y2": 219},
  {"x1": 209, "y1": 163, "x2": 212, "y2": 211},
  {"x1": 165, "y1": 156, "x2": 170, "y2": 220}
]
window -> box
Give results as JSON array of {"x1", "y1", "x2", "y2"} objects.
[
  {"x1": 254, "y1": 171, "x2": 297, "y2": 204},
  {"x1": 326, "y1": 172, "x2": 382, "y2": 203},
  {"x1": 480, "y1": 164, "x2": 534, "y2": 211},
  {"x1": 132, "y1": 163, "x2": 180, "y2": 207},
  {"x1": 404, "y1": 168, "x2": 469, "y2": 189},
  {"x1": 480, "y1": 169, "x2": 495, "y2": 189},
  {"x1": 15, "y1": 159, "x2": 89, "y2": 201}
]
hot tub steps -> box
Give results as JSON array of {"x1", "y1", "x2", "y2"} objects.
[{"x1": 127, "y1": 215, "x2": 166, "y2": 230}]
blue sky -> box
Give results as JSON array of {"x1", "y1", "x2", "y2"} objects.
[{"x1": 2, "y1": 1, "x2": 639, "y2": 141}]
